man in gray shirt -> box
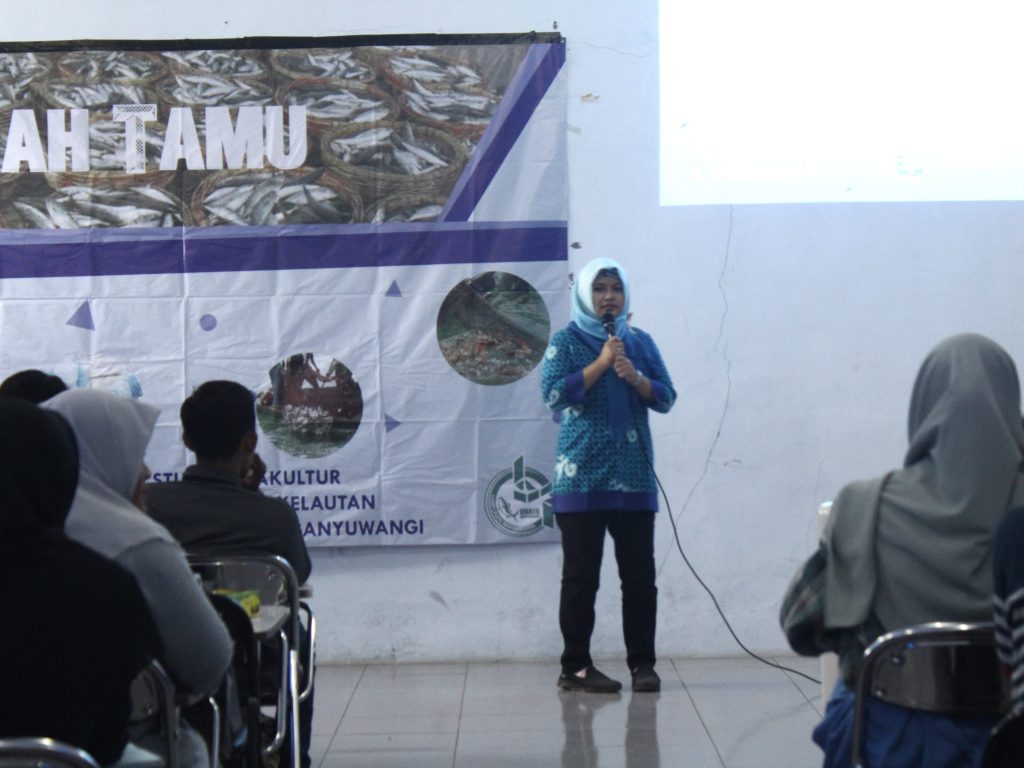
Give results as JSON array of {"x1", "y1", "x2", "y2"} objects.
[{"x1": 146, "y1": 379, "x2": 313, "y2": 766}]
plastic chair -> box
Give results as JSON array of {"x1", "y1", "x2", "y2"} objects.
[
  {"x1": 188, "y1": 556, "x2": 302, "y2": 768},
  {"x1": 0, "y1": 738, "x2": 100, "y2": 768},
  {"x1": 129, "y1": 661, "x2": 179, "y2": 768},
  {"x1": 851, "y1": 621, "x2": 1009, "y2": 767}
]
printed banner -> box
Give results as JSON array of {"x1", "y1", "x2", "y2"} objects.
[{"x1": 0, "y1": 34, "x2": 567, "y2": 546}]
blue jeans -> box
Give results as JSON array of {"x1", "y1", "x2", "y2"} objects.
[{"x1": 813, "y1": 679, "x2": 996, "y2": 768}]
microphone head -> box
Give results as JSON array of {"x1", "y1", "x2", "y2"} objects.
[{"x1": 601, "y1": 313, "x2": 616, "y2": 337}]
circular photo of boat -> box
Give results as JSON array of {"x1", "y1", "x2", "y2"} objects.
[
  {"x1": 436, "y1": 271, "x2": 551, "y2": 386},
  {"x1": 256, "y1": 352, "x2": 363, "y2": 459}
]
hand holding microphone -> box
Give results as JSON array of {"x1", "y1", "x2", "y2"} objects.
[{"x1": 602, "y1": 313, "x2": 642, "y2": 387}]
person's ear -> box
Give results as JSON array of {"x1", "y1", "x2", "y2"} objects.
[
  {"x1": 182, "y1": 432, "x2": 195, "y2": 452},
  {"x1": 241, "y1": 430, "x2": 258, "y2": 454}
]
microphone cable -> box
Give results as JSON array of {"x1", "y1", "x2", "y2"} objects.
[{"x1": 628, "y1": 374, "x2": 821, "y2": 685}]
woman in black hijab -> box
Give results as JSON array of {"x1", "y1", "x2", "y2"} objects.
[{"x1": 0, "y1": 398, "x2": 162, "y2": 765}]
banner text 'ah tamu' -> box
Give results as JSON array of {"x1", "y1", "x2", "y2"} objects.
[{"x1": 1, "y1": 105, "x2": 307, "y2": 174}]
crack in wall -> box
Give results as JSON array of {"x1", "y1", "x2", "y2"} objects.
[{"x1": 658, "y1": 206, "x2": 734, "y2": 575}]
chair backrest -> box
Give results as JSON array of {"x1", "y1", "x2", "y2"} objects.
[
  {"x1": 187, "y1": 555, "x2": 300, "y2": 648},
  {"x1": 852, "y1": 622, "x2": 1009, "y2": 767},
  {"x1": 0, "y1": 738, "x2": 100, "y2": 768}
]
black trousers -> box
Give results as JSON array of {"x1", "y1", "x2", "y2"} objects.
[{"x1": 556, "y1": 510, "x2": 657, "y2": 674}]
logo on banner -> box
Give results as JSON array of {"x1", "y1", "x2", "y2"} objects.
[{"x1": 484, "y1": 455, "x2": 553, "y2": 537}]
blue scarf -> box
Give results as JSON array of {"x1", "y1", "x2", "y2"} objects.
[{"x1": 570, "y1": 258, "x2": 639, "y2": 442}]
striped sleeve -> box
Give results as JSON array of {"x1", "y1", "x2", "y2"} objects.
[{"x1": 994, "y1": 507, "x2": 1024, "y2": 711}]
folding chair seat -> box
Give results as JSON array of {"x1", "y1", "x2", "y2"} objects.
[
  {"x1": 0, "y1": 738, "x2": 100, "y2": 768},
  {"x1": 188, "y1": 556, "x2": 302, "y2": 768},
  {"x1": 852, "y1": 621, "x2": 1009, "y2": 767}
]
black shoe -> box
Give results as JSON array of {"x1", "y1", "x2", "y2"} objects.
[
  {"x1": 558, "y1": 666, "x2": 622, "y2": 693},
  {"x1": 631, "y1": 663, "x2": 661, "y2": 692}
]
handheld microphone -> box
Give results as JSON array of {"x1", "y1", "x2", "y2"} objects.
[{"x1": 601, "y1": 313, "x2": 616, "y2": 338}]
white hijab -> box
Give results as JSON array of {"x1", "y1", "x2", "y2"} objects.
[
  {"x1": 825, "y1": 333, "x2": 1024, "y2": 630},
  {"x1": 45, "y1": 389, "x2": 175, "y2": 558}
]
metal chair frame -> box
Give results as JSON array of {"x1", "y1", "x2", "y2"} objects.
[
  {"x1": 0, "y1": 738, "x2": 100, "y2": 768},
  {"x1": 851, "y1": 621, "x2": 1008, "y2": 767},
  {"x1": 188, "y1": 555, "x2": 303, "y2": 768},
  {"x1": 129, "y1": 660, "x2": 179, "y2": 768}
]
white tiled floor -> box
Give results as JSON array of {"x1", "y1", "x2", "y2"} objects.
[{"x1": 310, "y1": 655, "x2": 825, "y2": 767}]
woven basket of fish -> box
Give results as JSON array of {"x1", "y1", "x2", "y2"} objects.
[
  {"x1": 156, "y1": 72, "x2": 275, "y2": 109},
  {"x1": 0, "y1": 51, "x2": 53, "y2": 110},
  {"x1": 32, "y1": 79, "x2": 159, "y2": 112},
  {"x1": 8, "y1": 184, "x2": 186, "y2": 229},
  {"x1": 270, "y1": 48, "x2": 377, "y2": 84},
  {"x1": 367, "y1": 192, "x2": 446, "y2": 224},
  {"x1": 42, "y1": 118, "x2": 175, "y2": 191},
  {"x1": 320, "y1": 121, "x2": 468, "y2": 202},
  {"x1": 190, "y1": 168, "x2": 363, "y2": 227},
  {"x1": 379, "y1": 50, "x2": 490, "y2": 95},
  {"x1": 57, "y1": 50, "x2": 168, "y2": 85},
  {"x1": 160, "y1": 49, "x2": 270, "y2": 80},
  {"x1": 398, "y1": 80, "x2": 499, "y2": 140},
  {"x1": 274, "y1": 78, "x2": 397, "y2": 142}
]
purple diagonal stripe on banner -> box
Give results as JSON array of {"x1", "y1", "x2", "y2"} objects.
[
  {"x1": 442, "y1": 42, "x2": 566, "y2": 222},
  {"x1": 0, "y1": 223, "x2": 566, "y2": 279}
]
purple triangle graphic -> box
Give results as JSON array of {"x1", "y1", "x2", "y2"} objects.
[
  {"x1": 385, "y1": 280, "x2": 402, "y2": 298},
  {"x1": 66, "y1": 301, "x2": 95, "y2": 331},
  {"x1": 384, "y1": 415, "x2": 401, "y2": 433}
]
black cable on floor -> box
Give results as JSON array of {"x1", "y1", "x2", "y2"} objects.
[{"x1": 635, "y1": 415, "x2": 821, "y2": 685}]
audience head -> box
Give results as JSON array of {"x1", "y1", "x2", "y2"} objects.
[
  {"x1": 905, "y1": 333, "x2": 1024, "y2": 472},
  {"x1": 0, "y1": 398, "x2": 79, "y2": 539},
  {"x1": 45, "y1": 389, "x2": 158, "y2": 509},
  {"x1": 180, "y1": 380, "x2": 257, "y2": 461},
  {"x1": 0, "y1": 369, "x2": 68, "y2": 403}
]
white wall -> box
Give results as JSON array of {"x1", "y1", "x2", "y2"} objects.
[{"x1": 8, "y1": 0, "x2": 1024, "y2": 664}]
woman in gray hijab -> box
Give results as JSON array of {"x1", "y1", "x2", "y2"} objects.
[
  {"x1": 783, "y1": 333, "x2": 1024, "y2": 768},
  {"x1": 45, "y1": 389, "x2": 232, "y2": 768}
]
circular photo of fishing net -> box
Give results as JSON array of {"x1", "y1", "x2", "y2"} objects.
[
  {"x1": 436, "y1": 271, "x2": 551, "y2": 386},
  {"x1": 255, "y1": 352, "x2": 363, "y2": 459}
]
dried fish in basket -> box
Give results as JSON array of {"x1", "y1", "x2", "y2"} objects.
[
  {"x1": 380, "y1": 51, "x2": 488, "y2": 94},
  {"x1": 8, "y1": 184, "x2": 185, "y2": 229},
  {"x1": 320, "y1": 121, "x2": 467, "y2": 203},
  {"x1": 42, "y1": 118, "x2": 176, "y2": 191},
  {"x1": 190, "y1": 167, "x2": 363, "y2": 227},
  {"x1": 33, "y1": 79, "x2": 157, "y2": 111},
  {"x1": 270, "y1": 48, "x2": 376, "y2": 84},
  {"x1": 275, "y1": 78, "x2": 397, "y2": 139},
  {"x1": 161, "y1": 50, "x2": 269, "y2": 79},
  {"x1": 57, "y1": 50, "x2": 167, "y2": 84},
  {"x1": 156, "y1": 72, "x2": 275, "y2": 107},
  {"x1": 0, "y1": 52, "x2": 52, "y2": 110},
  {"x1": 399, "y1": 79, "x2": 498, "y2": 140},
  {"x1": 368, "y1": 192, "x2": 446, "y2": 224}
]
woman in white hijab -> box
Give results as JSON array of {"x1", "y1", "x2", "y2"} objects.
[
  {"x1": 46, "y1": 389, "x2": 232, "y2": 768},
  {"x1": 786, "y1": 334, "x2": 1024, "y2": 768}
]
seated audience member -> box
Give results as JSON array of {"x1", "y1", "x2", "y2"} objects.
[
  {"x1": 781, "y1": 333, "x2": 1024, "y2": 768},
  {"x1": 146, "y1": 379, "x2": 311, "y2": 581},
  {"x1": 0, "y1": 398, "x2": 161, "y2": 765},
  {"x1": 145, "y1": 379, "x2": 312, "y2": 768},
  {"x1": 0, "y1": 368, "x2": 68, "y2": 403},
  {"x1": 45, "y1": 389, "x2": 233, "y2": 768}
]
